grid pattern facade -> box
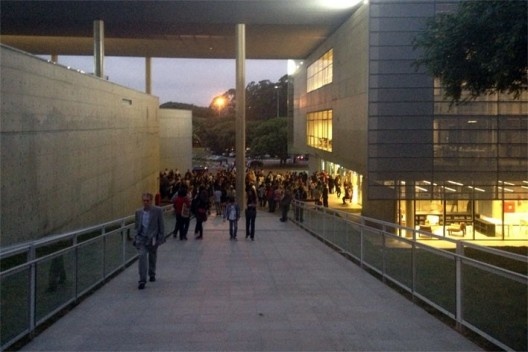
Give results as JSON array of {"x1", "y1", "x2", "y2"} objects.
[{"x1": 367, "y1": 0, "x2": 528, "y2": 201}]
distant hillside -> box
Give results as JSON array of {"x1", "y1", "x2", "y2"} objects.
[{"x1": 160, "y1": 102, "x2": 215, "y2": 118}]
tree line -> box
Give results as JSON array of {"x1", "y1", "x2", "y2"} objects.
[{"x1": 160, "y1": 75, "x2": 290, "y2": 157}]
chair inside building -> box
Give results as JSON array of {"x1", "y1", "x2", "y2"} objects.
[{"x1": 447, "y1": 222, "x2": 466, "y2": 236}]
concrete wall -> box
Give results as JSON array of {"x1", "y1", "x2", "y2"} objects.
[
  {"x1": 159, "y1": 109, "x2": 192, "y2": 173},
  {"x1": 1, "y1": 45, "x2": 160, "y2": 246}
]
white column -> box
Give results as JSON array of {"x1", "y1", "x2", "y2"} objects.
[
  {"x1": 145, "y1": 57, "x2": 152, "y2": 94},
  {"x1": 93, "y1": 20, "x2": 104, "y2": 78},
  {"x1": 235, "y1": 24, "x2": 246, "y2": 209}
]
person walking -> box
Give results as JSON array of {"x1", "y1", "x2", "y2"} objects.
[
  {"x1": 279, "y1": 185, "x2": 292, "y2": 222},
  {"x1": 245, "y1": 184, "x2": 258, "y2": 240},
  {"x1": 192, "y1": 186, "x2": 210, "y2": 239},
  {"x1": 322, "y1": 184, "x2": 329, "y2": 207},
  {"x1": 134, "y1": 192, "x2": 166, "y2": 290},
  {"x1": 173, "y1": 186, "x2": 191, "y2": 240},
  {"x1": 224, "y1": 196, "x2": 240, "y2": 240},
  {"x1": 293, "y1": 182, "x2": 308, "y2": 222}
]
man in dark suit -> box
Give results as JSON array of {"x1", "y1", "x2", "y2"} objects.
[{"x1": 134, "y1": 192, "x2": 165, "y2": 289}]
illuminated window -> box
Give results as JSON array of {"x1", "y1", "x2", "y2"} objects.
[
  {"x1": 306, "y1": 110, "x2": 333, "y2": 151},
  {"x1": 307, "y1": 49, "x2": 333, "y2": 92}
]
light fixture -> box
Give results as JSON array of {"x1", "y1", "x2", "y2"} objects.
[
  {"x1": 319, "y1": 0, "x2": 363, "y2": 9},
  {"x1": 287, "y1": 60, "x2": 303, "y2": 75},
  {"x1": 447, "y1": 180, "x2": 464, "y2": 186}
]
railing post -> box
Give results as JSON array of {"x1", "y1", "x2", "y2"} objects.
[
  {"x1": 381, "y1": 231, "x2": 386, "y2": 283},
  {"x1": 122, "y1": 220, "x2": 127, "y2": 268},
  {"x1": 73, "y1": 233, "x2": 79, "y2": 300},
  {"x1": 28, "y1": 245, "x2": 36, "y2": 337},
  {"x1": 359, "y1": 218, "x2": 364, "y2": 268},
  {"x1": 411, "y1": 240, "x2": 417, "y2": 300},
  {"x1": 455, "y1": 241, "x2": 464, "y2": 330},
  {"x1": 102, "y1": 227, "x2": 107, "y2": 280}
]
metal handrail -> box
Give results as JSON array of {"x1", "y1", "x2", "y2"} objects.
[
  {"x1": 290, "y1": 200, "x2": 527, "y2": 352},
  {"x1": 1, "y1": 203, "x2": 526, "y2": 351},
  {"x1": 0, "y1": 205, "x2": 173, "y2": 351}
]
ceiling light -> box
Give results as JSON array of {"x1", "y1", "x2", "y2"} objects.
[{"x1": 320, "y1": 0, "x2": 363, "y2": 9}]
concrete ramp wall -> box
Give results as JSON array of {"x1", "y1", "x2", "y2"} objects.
[
  {"x1": 159, "y1": 109, "x2": 192, "y2": 173},
  {"x1": 0, "y1": 45, "x2": 160, "y2": 246}
]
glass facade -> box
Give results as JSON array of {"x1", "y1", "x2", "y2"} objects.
[
  {"x1": 294, "y1": 0, "x2": 527, "y2": 241},
  {"x1": 307, "y1": 49, "x2": 333, "y2": 92},
  {"x1": 366, "y1": 0, "x2": 528, "y2": 240},
  {"x1": 306, "y1": 110, "x2": 333, "y2": 151}
]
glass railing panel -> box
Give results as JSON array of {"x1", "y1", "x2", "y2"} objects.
[
  {"x1": 77, "y1": 239, "x2": 104, "y2": 294},
  {"x1": 384, "y1": 237, "x2": 413, "y2": 289},
  {"x1": 104, "y1": 232, "x2": 123, "y2": 275},
  {"x1": 1, "y1": 268, "x2": 30, "y2": 347},
  {"x1": 35, "y1": 252, "x2": 75, "y2": 322},
  {"x1": 332, "y1": 216, "x2": 349, "y2": 250},
  {"x1": 345, "y1": 223, "x2": 362, "y2": 259},
  {"x1": 414, "y1": 246, "x2": 456, "y2": 314},
  {"x1": 462, "y1": 262, "x2": 527, "y2": 351},
  {"x1": 304, "y1": 206, "x2": 324, "y2": 236},
  {"x1": 314, "y1": 209, "x2": 326, "y2": 238},
  {"x1": 362, "y1": 229, "x2": 384, "y2": 272},
  {"x1": 124, "y1": 228, "x2": 137, "y2": 262}
]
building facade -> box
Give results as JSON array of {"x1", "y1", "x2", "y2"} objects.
[{"x1": 292, "y1": 0, "x2": 528, "y2": 241}]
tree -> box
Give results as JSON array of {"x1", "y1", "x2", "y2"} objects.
[
  {"x1": 209, "y1": 75, "x2": 289, "y2": 120},
  {"x1": 249, "y1": 118, "x2": 288, "y2": 162},
  {"x1": 413, "y1": 0, "x2": 527, "y2": 103}
]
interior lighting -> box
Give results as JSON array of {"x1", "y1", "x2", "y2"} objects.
[
  {"x1": 467, "y1": 120, "x2": 478, "y2": 124},
  {"x1": 447, "y1": 180, "x2": 464, "y2": 186},
  {"x1": 523, "y1": 181, "x2": 528, "y2": 184},
  {"x1": 416, "y1": 186, "x2": 428, "y2": 192},
  {"x1": 443, "y1": 187, "x2": 457, "y2": 192},
  {"x1": 522, "y1": 186, "x2": 528, "y2": 190},
  {"x1": 320, "y1": 0, "x2": 363, "y2": 9},
  {"x1": 468, "y1": 186, "x2": 486, "y2": 192},
  {"x1": 422, "y1": 180, "x2": 437, "y2": 186}
]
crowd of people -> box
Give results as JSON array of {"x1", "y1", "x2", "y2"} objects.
[
  {"x1": 132, "y1": 167, "x2": 355, "y2": 290},
  {"x1": 159, "y1": 166, "x2": 356, "y2": 229}
]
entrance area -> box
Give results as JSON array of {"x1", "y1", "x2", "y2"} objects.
[{"x1": 400, "y1": 198, "x2": 528, "y2": 241}]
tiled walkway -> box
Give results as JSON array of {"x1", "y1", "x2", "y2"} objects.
[{"x1": 20, "y1": 210, "x2": 481, "y2": 351}]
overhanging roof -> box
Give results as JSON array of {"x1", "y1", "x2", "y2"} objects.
[{"x1": 0, "y1": 1, "x2": 359, "y2": 59}]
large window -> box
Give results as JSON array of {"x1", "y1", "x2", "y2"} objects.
[
  {"x1": 307, "y1": 110, "x2": 333, "y2": 151},
  {"x1": 307, "y1": 49, "x2": 333, "y2": 92}
]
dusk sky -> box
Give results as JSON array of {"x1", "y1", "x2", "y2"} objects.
[{"x1": 53, "y1": 56, "x2": 288, "y2": 107}]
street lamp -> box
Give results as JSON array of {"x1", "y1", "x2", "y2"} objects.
[
  {"x1": 214, "y1": 96, "x2": 226, "y2": 117},
  {"x1": 274, "y1": 85, "x2": 279, "y2": 118}
]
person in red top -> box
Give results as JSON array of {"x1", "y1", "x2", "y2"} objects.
[{"x1": 172, "y1": 186, "x2": 191, "y2": 240}]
